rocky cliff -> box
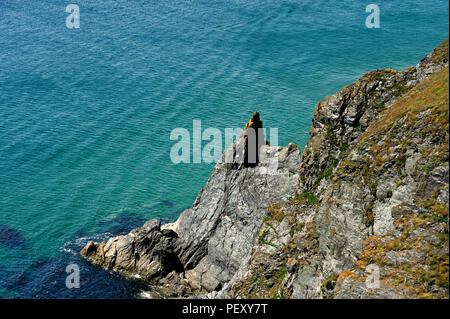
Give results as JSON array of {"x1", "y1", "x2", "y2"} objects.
[
  {"x1": 81, "y1": 111, "x2": 302, "y2": 297},
  {"x1": 82, "y1": 39, "x2": 449, "y2": 299}
]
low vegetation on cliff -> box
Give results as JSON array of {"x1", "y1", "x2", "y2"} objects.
[{"x1": 230, "y1": 39, "x2": 449, "y2": 299}]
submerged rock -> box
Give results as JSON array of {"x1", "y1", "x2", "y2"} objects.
[{"x1": 0, "y1": 225, "x2": 26, "y2": 249}]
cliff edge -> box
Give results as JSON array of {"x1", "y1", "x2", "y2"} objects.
[
  {"x1": 82, "y1": 39, "x2": 449, "y2": 299},
  {"x1": 81, "y1": 112, "x2": 302, "y2": 297},
  {"x1": 229, "y1": 39, "x2": 449, "y2": 299}
]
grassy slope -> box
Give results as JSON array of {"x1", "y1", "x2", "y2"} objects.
[{"x1": 337, "y1": 64, "x2": 449, "y2": 299}]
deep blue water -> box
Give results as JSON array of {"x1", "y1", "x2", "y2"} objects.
[{"x1": 0, "y1": 0, "x2": 448, "y2": 298}]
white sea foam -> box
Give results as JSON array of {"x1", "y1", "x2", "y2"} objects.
[{"x1": 60, "y1": 232, "x2": 114, "y2": 255}]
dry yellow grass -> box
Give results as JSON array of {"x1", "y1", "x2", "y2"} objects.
[{"x1": 360, "y1": 65, "x2": 449, "y2": 145}]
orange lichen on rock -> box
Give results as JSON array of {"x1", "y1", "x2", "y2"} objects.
[
  {"x1": 338, "y1": 270, "x2": 355, "y2": 283},
  {"x1": 355, "y1": 260, "x2": 368, "y2": 269},
  {"x1": 243, "y1": 111, "x2": 263, "y2": 131}
]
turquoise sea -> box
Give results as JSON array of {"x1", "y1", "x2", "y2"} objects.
[{"x1": 0, "y1": 0, "x2": 448, "y2": 298}]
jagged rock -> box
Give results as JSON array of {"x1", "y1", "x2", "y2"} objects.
[
  {"x1": 81, "y1": 112, "x2": 301, "y2": 296},
  {"x1": 81, "y1": 219, "x2": 183, "y2": 282},
  {"x1": 228, "y1": 38, "x2": 449, "y2": 300},
  {"x1": 235, "y1": 111, "x2": 266, "y2": 167}
]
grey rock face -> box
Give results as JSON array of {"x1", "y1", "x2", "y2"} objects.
[
  {"x1": 229, "y1": 39, "x2": 449, "y2": 300},
  {"x1": 81, "y1": 115, "x2": 301, "y2": 296},
  {"x1": 177, "y1": 142, "x2": 301, "y2": 292},
  {"x1": 414, "y1": 40, "x2": 449, "y2": 84},
  {"x1": 81, "y1": 219, "x2": 183, "y2": 281}
]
